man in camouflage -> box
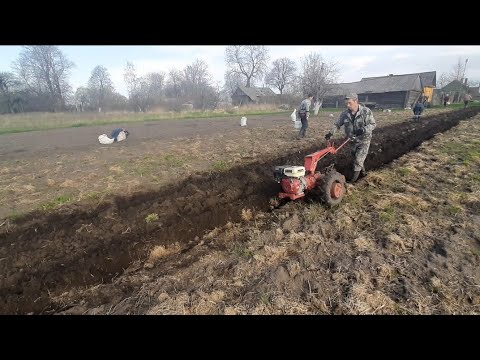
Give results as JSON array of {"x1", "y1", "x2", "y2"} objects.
[
  {"x1": 325, "y1": 93, "x2": 377, "y2": 183},
  {"x1": 463, "y1": 93, "x2": 472, "y2": 108}
]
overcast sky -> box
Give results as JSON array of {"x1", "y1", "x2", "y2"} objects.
[{"x1": 1, "y1": 46, "x2": 479, "y2": 96}]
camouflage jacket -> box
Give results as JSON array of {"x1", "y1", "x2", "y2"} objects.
[{"x1": 331, "y1": 104, "x2": 376, "y2": 140}]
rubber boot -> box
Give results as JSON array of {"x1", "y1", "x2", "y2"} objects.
[
  {"x1": 361, "y1": 166, "x2": 368, "y2": 178},
  {"x1": 349, "y1": 170, "x2": 361, "y2": 183}
]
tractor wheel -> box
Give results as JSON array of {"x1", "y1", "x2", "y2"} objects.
[{"x1": 319, "y1": 171, "x2": 346, "y2": 207}]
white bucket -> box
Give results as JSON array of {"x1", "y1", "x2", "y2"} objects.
[
  {"x1": 294, "y1": 120, "x2": 302, "y2": 129},
  {"x1": 240, "y1": 116, "x2": 247, "y2": 126}
]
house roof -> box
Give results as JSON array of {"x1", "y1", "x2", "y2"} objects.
[
  {"x1": 418, "y1": 71, "x2": 436, "y2": 87},
  {"x1": 360, "y1": 74, "x2": 422, "y2": 93},
  {"x1": 362, "y1": 71, "x2": 436, "y2": 88},
  {"x1": 236, "y1": 85, "x2": 276, "y2": 101},
  {"x1": 325, "y1": 74, "x2": 422, "y2": 96},
  {"x1": 443, "y1": 79, "x2": 469, "y2": 92},
  {"x1": 325, "y1": 82, "x2": 363, "y2": 96}
]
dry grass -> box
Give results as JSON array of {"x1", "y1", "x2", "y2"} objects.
[
  {"x1": 204, "y1": 227, "x2": 222, "y2": 240},
  {"x1": 241, "y1": 208, "x2": 254, "y2": 221},
  {"x1": 387, "y1": 233, "x2": 414, "y2": 254},
  {"x1": 374, "y1": 193, "x2": 430, "y2": 212},
  {"x1": 354, "y1": 236, "x2": 376, "y2": 252},
  {"x1": 377, "y1": 264, "x2": 394, "y2": 282},
  {"x1": 403, "y1": 214, "x2": 427, "y2": 236},
  {"x1": 145, "y1": 243, "x2": 182, "y2": 267},
  {"x1": 60, "y1": 179, "x2": 80, "y2": 188},
  {"x1": 344, "y1": 284, "x2": 397, "y2": 315},
  {"x1": 109, "y1": 165, "x2": 124, "y2": 174},
  {"x1": 304, "y1": 203, "x2": 326, "y2": 223},
  {"x1": 275, "y1": 228, "x2": 284, "y2": 241}
]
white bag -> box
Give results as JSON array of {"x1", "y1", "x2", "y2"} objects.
[
  {"x1": 290, "y1": 109, "x2": 297, "y2": 122},
  {"x1": 240, "y1": 117, "x2": 247, "y2": 126},
  {"x1": 116, "y1": 131, "x2": 127, "y2": 142},
  {"x1": 98, "y1": 134, "x2": 114, "y2": 144}
]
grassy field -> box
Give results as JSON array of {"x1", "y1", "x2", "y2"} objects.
[
  {"x1": 3, "y1": 102, "x2": 478, "y2": 135},
  {"x1": 0, "y1": 105, "x2": 290, "y2": 135}
]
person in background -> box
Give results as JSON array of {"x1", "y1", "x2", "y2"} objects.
[
  {"x1": 443, "y1": 94, "x2": 450, "y2": 107},
  {"x1": 413, "y1": 100, "x2": 425, "y2": 121},
  {"x1": 110, "y1": 128, "x2": 130, "y2": 142},
  {"x1": 422, "y1": 94, "x2": 429, "y2": 107},
  {"x1": 464, "y1": 93, "x2": 472, "y2": 108},
  {"x1": 297, "y1": 94, "x2": 313, "y2": 139}
]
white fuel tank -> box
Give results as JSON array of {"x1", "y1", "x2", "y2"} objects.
[{"x1": 283, "y1": 166, "x2": 306, "y2": 178}]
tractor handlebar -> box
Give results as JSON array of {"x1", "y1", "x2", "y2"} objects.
[{"x1": 326, "y1": 136, "x2": 352, "y2": 153}]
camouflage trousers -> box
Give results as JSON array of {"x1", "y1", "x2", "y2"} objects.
[{"x1": 351, "y1": 138, "x2": 371, "y2": 172}]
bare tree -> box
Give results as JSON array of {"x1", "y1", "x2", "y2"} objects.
[
  {"x1": 449, "y1": 57, "x2": 468, "y2": 81},
  {"x1": 124, "y1": 61, "x2": 138, "y2": 100},
  {"x1": 165, "y1": 69, "x2": 185, "y2": 98},
  {"x1": 108, "y1": 92, "x2": 128, "y2": 111},
  {"x1": 74, "y1": 87, "x2": 90, "y2": 112},
  {"x1": 0, "y1": 72, "x2": 21, "y2": 113},
  {"x1": 123, "y1": 62, "x2": 147, "y2": 112},
  {"x1": 145, "y1": 72, "x2": 165, "y2": 99},
  {"x1": 183, "y1": 59, "x2": 217, "y2": 109},
  {"x1": 298, "y1": 52, "x2": 338, "y2": 102},
  {"x1": 87, "y1": 65, "x2": 115, "y2": 111},
  {"x1": 207, "y1": 81, "x2": 222, "y2": 110},
  {"x1": 123, "y1": 62, "x2": 167, "y2": 112},
  {"x1": 13, "y1": 46, "x2": 75, "y2": 111},
  {"x1": 182, "y1": 59, "x2": 220, "y2": 110},
  {"x1": 437, "y1": 73, "x2": 450, "y2": 90},
  {"x1": 438, "y1": 57, "x2": 470, "y2": 90},
  {"x1": 223, "y1": 70, "x2": 243, "y2": 97},
  {"x1": 265, "y1": 57, "x2": 297, "y2": 95},
  {"x1": 225, "y1": 46, "x2": 270, "y2": 87},
  {"x1": 183, "y1": 59, "x2": 211, "y2": 96},
  {"x1": 163, "y1": 61, "x2": 219, "y2": 110}
]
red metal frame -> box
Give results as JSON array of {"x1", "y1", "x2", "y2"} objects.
[
  {"x1": 278, "y1": 138, "x2": 351, "y2": 200},
  {"x1": 304, "y1": 138, "x2": 351, "y2": 174}
]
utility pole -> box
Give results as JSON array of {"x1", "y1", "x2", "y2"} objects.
[{"x1": 462, "y1": 58, "x2": 469, "y2": 81}]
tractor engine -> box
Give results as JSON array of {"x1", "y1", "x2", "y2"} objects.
[
  {"x1": 272, "y1": 137, "x2": 351, "y2": 203},
  {"x1": 274, "y1": 165, "x2": 308, "y2": 196}
]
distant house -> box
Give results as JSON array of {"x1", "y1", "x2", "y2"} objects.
[
  {"x1": 231, "y1": 85, "x2": 277, "y2": 106},
  {"x1": 363, "y1": 71, "x2": 436, "y2": 103},
  {"x1": 418, "y1": 71, "x2": 437, "y2": 102},
  {"x1": 469, "y1": 85, "x2": 480, "y2": 101},
  {"x1": 323, "y1": 73, "x2": 424, "y2": 109},
  {"x1": 440, "y1": 79, "x2": 472, "y2": 103}
]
